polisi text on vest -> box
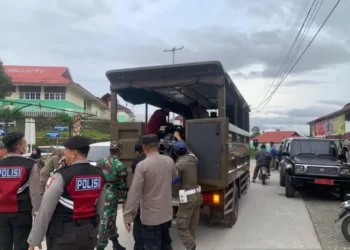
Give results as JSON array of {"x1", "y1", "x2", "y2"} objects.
[
  {"x1": 0, "y1": 167, "x2": 22, "y2": 178},
  {"x1": 75, "y1": 177, "x2": 101, "y2": 191}
]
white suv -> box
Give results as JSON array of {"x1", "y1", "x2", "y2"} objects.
[{"x1": 87, "y1": 141, "x2": 110, "y2": 166}]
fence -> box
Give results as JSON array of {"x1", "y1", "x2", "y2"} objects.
[{"x1": 0, "y1": 106, "x2": 111, "y2": 146}]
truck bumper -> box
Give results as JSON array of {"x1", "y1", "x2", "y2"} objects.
[{"x1": 291, "y1": 176, "x2": 350, "y2": 188}]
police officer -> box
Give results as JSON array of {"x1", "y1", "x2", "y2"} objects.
[
  {"x1": 131, "y1": 139, "x2": 146, "y2": 250},
  {"x1": 173, "y1": 132, "x2": 201, "y2": 250},
  {"x1": 124, "y1": 134, "x2": 176, "y2": 250},
  {"x1": 0, "y1": 132, "x2": 41, "y2": 250},
  {"x1": 27, "y1": 136, "x2": 106, "y2": 250},
  {"x1": 97, "y1": 141, "x2": 128, "y2": 250},
  {"x1": 0, "y1": 141, "x2": 8, "y2": 159}
]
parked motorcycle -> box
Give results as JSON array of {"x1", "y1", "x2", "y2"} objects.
[
  {"x1": 335, "y1": 194, "x2": 350, "y2": 242},
  {"x1": 258, "y1": 166, "x2": 269, "y2": 185}
]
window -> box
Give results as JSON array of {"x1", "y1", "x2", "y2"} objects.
[
  {"x1": 19, "y1": 92, "x2": 40, "y2": 100},
  {"x1": 290, "y1": 140, "x2": 337, "y2": 157},
  {"x1": 87, "y1": 145, "x2": 109, "y2": 162},
  {"x1": 44, "y1": 93, "x2": 65, "y2": 100}
]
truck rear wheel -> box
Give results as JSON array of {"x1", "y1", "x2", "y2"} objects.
[
  {"x1": 285, "y1": 173, "x2": 295, "y2": 198},
  {"x1": 227, "y1": 182, "x2": 239, "y2": 228}
]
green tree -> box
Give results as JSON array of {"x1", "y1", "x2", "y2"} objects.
[
  {"x1": 251, "y1": 126, "x2": 261, "y2": 138},
  {"x1": 0, "y1": 108, "x2": 25, "y2": 120},
  {"x1": 0, "y1": 59, "x2": 14, "y2": 99}
]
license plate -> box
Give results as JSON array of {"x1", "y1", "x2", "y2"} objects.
[{"x1": 314, "y1": 178, "x2": 334, "y2": 185}]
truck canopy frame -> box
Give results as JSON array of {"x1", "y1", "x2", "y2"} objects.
[{"x1": 107, "y1": 61, "x2": 250, "y2": 131}]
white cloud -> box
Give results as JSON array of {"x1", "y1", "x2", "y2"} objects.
[{"x1": 0, "y1": 0, "x2": 349, "y2": 135}]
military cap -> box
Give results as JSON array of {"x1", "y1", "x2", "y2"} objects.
[
  {"x1": 64, "y1": 136, "x2": 91, "y2": 149},
  {"x1": 110, "y1": 141, "x2": 122, "y2": 149},
  {"x1": 0, "y1": 141, "x2": 5, "y2": 149},
  {"x1": 141, "y1": 134, "x2": 159, "y2": 146}
]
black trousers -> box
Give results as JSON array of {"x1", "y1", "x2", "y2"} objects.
[
  {"x1": 253, "y1": 164, "x2": 270, "y2": 180},
  {"x1": 0, "y1": 212, "x2": 32, "y2": 250},
  {"x1": 142, "y1": 220, "x2": 172, "y2": 250},
  {"x1": 46, "y1": 218, "x2": 98, "y2": 250},
  {"x1": 133, "y1": 209, "x2": 144, "y2": 250}
]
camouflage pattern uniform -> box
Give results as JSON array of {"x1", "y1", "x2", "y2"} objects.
[{"x1": 97, "y1": 142, "x2": 128, "y2": 250}]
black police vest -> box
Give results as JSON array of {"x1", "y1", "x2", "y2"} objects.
[
  {"x1": 0, "y1": 156, "x2": 35, "y2": 213},
  {"x1": 52, "y1": 163, "x2": 106, "y2": 221}
]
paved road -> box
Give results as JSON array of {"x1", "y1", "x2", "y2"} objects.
[{"x1": 38, "y1": 161, "x2": 322, "y2": 249}]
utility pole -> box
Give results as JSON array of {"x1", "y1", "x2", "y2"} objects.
[{"x1": 164, "y1": 46, "x2": 184, "y2": 64}]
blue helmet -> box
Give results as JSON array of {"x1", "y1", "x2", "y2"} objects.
[{"x1": 174, "y1": 141, "x2": 187, "y2": 152}]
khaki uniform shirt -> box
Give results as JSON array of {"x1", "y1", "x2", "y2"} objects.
[
  {"x1": 175, "y1": 154, "x2": 199, "y2": 202},
  {"x1": 176, "y1": 154, "x2": 198, "y2": 190},
  {"x1": 123, "y1": 152, "x2": 177, "y2": 226}
]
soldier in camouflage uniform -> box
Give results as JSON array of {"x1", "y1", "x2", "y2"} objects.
[{"x1": 97, "y1": 141, "x2": 128, "y2": 250}]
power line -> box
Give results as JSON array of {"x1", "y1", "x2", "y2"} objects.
[
  {"x1": 258, "y1": 0, "x2": 323, "y2": 110},
  {"x1": 286, "y1": 0, "x2": 324, "y2": 76},
  {"x1": 164, "y1": 46, "x2": 184, "y2": 64},
  {"x1": 255, "y1": 0, "x2": 318, "y2": 110},
  {"x1": 256, "y1": 0, "x2": 312, "y2": 109},
  {"x1": 258, "y1": 0, "x2": 341, "y2": 109}
]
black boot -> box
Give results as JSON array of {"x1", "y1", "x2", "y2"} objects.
[{"x1": 112, "y1": 240, "x2": 126, "y2": 250}]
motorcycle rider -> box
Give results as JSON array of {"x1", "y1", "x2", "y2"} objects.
[{"x1": 252, "y1": 144, "x2": 271, "y2": 183}]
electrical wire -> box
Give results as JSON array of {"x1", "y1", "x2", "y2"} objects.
[
  {"x1": 255, "y1": 0, "x2": 312, "y2": 109},
  {"x1": 287, "y1": 0, "x2": 324, "y2": 76},
  {"x1": 258, "y1": 0, "x2": 324, "y2": 110},
  {"x1": 255, "y1": 0, "x2": 318, "y2": 110},
  {"x1": 258, "y1": 0, "x2": 341, "y2": 109}
]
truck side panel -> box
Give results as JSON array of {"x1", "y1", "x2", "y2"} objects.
[
  {"x1": 186, "y1": 117, "x2": 229, "y2": 187},
  {"x1": 111, "y1": 122, "x2": 144, "y2": 187}
]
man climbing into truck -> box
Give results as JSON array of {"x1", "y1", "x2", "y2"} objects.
[{"x1": 145, "y1": 108, "x2": 170, "y2": 134}]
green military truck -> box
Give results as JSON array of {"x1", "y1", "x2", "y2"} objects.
[{"x1": 106, "y1": 61, "x2": 251, "y2": 227}]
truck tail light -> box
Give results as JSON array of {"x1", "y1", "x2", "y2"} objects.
[
  {"x1": 203, "y1": 193, "x2": 220, "y2": 204},
  {"x1": 213, "y1": 194, "x2": 220, "y2": 204}
]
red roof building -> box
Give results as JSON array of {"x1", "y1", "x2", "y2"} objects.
[
  {"x1": 2, "y1": 65, "x2": 110, "y2": 119},
  {"x1": 100, "y1": 93, "x2": 135, "y2": 122},
  {"x1": 251, "y1": 131, "x2": 301, "y2": 144},
  {"x1": 171, "y1": 115, "x2": 184, "y2": 126},
  {"x1": 4, "y1": 65, "x2": 73, "y2": 85}
]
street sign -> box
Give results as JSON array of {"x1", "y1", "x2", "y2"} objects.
[
  {"x1": 54, "y1": 126, "x2": 69, "y2": 131},
  {"x1": 0, "y1": 129, "x2": 5, "y2": 136},
  {"x1": 46, "y1": 132, "x2": 60, "y2": 138}
]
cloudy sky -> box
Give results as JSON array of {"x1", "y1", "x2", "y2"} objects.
[{"x1": 0, "y1": 0, "x2": 349, "y2": 135}]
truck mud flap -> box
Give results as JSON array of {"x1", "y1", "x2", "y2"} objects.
[{"x1": 239, "y1": 170, "x2": 250, "y2": 197}]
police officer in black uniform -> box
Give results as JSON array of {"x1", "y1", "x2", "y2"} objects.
[
  {"x1": 27, "y1": 136, "x2": 106, "y2": 250},
  {"x1": 0, "y1": 132, "x2": 41, "y2": 250}
]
